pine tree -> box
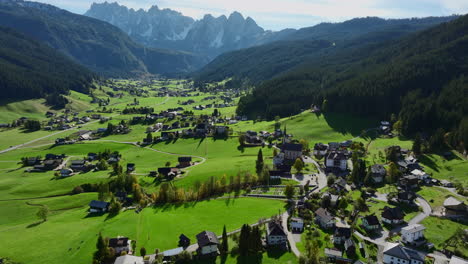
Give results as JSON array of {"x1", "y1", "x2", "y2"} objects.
[
  {"x1": 413, "y1": 133, "x2": 422, "y2": 155},
  {"x1": 221, "y1": 225, "x2": 228, "y2": 254},
  {"x1": 256, "y1": 149, "x2": 264, "y2": 174}
]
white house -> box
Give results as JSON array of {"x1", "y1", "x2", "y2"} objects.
[
  {"x1": 196, "y1": 231, "x2": 219, "y2": 256},
  {"x1": 290, "y1": 217, "x2": 304, "y2": 232},
  {"x1": 267, "y1": 221, "x2": 287, "y2": 245},
  {"x1": 313, "y1": 143, "x2": 328, "y2": 156},
  {"x1": 383, "y1": 243, "x2": 426, "y2": 264},
  {"x1": 281, "y1": 143, "x2": 303, "y2": 160},
  {"x1": 326, "y1": 151, "x2": 347, "y2": 171},
  {"x1": 401, "y1": 224, "x2": 426, "y2": 244}
]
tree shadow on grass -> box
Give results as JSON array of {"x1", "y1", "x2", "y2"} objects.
[
  {"x1": 26, "y1": 220, "x2": 45, "y2": 228},
  {"x1": 196, "y1": 137, "x2": 206, "y2": 149},
  {"x1": 418, "y1": 154, "x2": 440, "y2": 172},
  {"x1": 323, "y1": 112, "x2": 376, "y2": 137},
  {"x1": 236, "y1": 254, "x2": 263, "y2": 264},
  {"x1": 266, "y1": 248, "x2": 287, "y2": 259}
]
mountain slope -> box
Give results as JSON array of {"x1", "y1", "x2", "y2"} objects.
[
  {"x1": 0, "y1": 26, "x2": 94, "y2": 100},
  {"x1": 85, "y1": 2, "x2": 294, "y2": 58},
  {"x1": 0, "y1": 0, "x2": 206, "y2": 77},
  {"x1": 237, "y1": 15, "x2": 468, "y2": 141},
  {"x1": 195, "y1": 16, "x2": 457, "y2": 84}
]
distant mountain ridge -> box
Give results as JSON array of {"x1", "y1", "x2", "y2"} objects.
[
  {"x1": 85, "y1": 2, "x2": 295, "y2": 58},
  {"x1": 0, "y1": 0, "x2": 207, "y2": 77},
  {"x1": 195, "y1": 16, "x2": 458, "y2": 84}
]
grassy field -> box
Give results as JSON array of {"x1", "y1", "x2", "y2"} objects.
[
  {"x1": 418, "y1": 152, "x2": 468, "y2": 185},
  {"x1": 1, "y1": 78, "x2": 466, "y2": 264},
  {"x1": 0, "y1": 99, "x2": 53, "y2": 123},
  {"x1": 417, "y1": 186, "x2": 467, "y2": 208},
  {"x1": 0, "y1": 197, "x2": 286, "y2": 264},
  {"x1": 421, "y1": 216, "x2": 468, "y2": 257}
]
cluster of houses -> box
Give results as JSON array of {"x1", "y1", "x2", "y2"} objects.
[
  {"x1": 152, "y1": 157, "x2": 194, "y2": 180},
  {"x1": 313, "y1": 141, "x2": 353, "y2": 173},
  {"x1": 25, "y1": 154, "x2": 65, "y2": 172}
]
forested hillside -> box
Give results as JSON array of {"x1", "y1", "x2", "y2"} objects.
[
  {"x1": 237, "y1": 15, "x2": 468, "y2": 149},
  {"x1": 195, "y1": 16, "x2": 457, "y2": 84},
  {"x1": 0, "y1": 0, "x2": 206, "y2": 77},
  {"x1": 0, "y1": 26, "x2": 94, "y2": 101}
]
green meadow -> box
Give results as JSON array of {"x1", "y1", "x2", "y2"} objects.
[{"x1": 0, "y1": 197, "x2": 285, "y2": 264}]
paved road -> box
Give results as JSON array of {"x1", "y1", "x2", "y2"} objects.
[
  {"x1": 302, "y1": 156, "x2": 327, "y2": 191},
  {"x1": 409, "y1": 197, "x2": 432, "y2": 225},
  {"x1": 0, "y1": 95, "x2": 172, "y2": 155},
  {"x1": 281, "y1": 210, "x2": 301, "y2": 257}
]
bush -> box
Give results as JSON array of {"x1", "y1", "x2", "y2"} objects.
[{"x1": 72, "y1": 186, "x2": 84, "y2": 194}]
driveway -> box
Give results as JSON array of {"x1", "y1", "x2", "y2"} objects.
[
  {"x1": 281, "y1": 210, "x2": 301, "y2": 257},
  {"x1": 409, "y1": 197, "x2": 432, "y2": 225},
  {"x1": 302, "y1": 156, "x2": 327, "y2": 191}
]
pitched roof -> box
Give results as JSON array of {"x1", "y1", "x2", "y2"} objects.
[
  {"x1": 315, "y1": 208, "x2": 334, "y2": 223},
  {"x1": 384, "y1": 244, "x2": 425, "y2": 261},
  {"x1": 362, "y1": 215, "x2": 380, "y2": 226},
  {"x1": 196, "y1": 231, "x2": 219, "y2": 246},
  {"x1": 178, "y1": 157, "x2": 192, "y2": 162},
  {"x1": 334, "y1": 227, "x2": 352, "y2": 238},
  {"x1": 327, "y1": 151, "x2": 346, "y2": 161},
  {"x1": 371, "y1": 164, "x2": 386, "y2": 175},
  {"x1": 114, "y1": 255, "x2": 144, "y2": 264},
  {"x1": 444, "y1": 197, "x2": 464, "y2": 207},
  {"x1": 382, "y1": 206, "x2": 405, "y2": 220},
  {"x1": 402, "y1": 224, "x2": 426, "y2": 233},
  {"x1": 281, "y1": 143, "x2": 303, "y2": 152},
  {"x1": 109, "y1": 237, "x2": 129, "y2": 248},
  {"x1": 268, "y1": 221, "x2": 287, "y2": 237},
  {"x1": 89, "y1": 200, "x2": 109, "y2": 209}
]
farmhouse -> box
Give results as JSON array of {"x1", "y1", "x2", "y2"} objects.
[
  {"x1": 88, "y1": 200, "x2": 109, "y2": 213},
  {"x1": 125, "y1": 163, "x2": 135, "y2": 173},
  {"x1": 26, "y1": 157, "x2": 41, "y2": 166},
  {"x1": 361, "y1": 215, "x2": 380, "y2": 231},
  {"x1": 401, "y1": 224, "x2": 426, "y2": 245},
  {"x1": 109, "y1": 236, "x2": 131, "y2": 255},
  {"x1": 397, "y1": 189, "x2": 416, "y2": 204},
  {"x1": 315, "y1": 208, "x2": 335, "y2": 229},
  {"x1": 178, "y1": 157, "x2": 192, "y2": 168},
  {"x1": 281, "y1": 143, "x2": 303, "y2": 161},
  {"x1": 290, "y1": 217, "x2": 304, "y2": 232},
  {"x1": 326, "y1": 151, "x2": 347, "y2": 171},
  {"x1": 443, "y1": 197, "x2": 468, "y2": 217},
  {"x1": 313, "y1": 143, "x2": 328, "y2": 156},
  {"x1": 196, "y1": 231, "x2": 219, "y2": 256},
  {"x1": 383, "y1": 243, "x2": 425, "y2": 264},
  {"x1": 381, "y1": 206, "x2": 405, "y2": 225},
  {"x1": 370, "y1": 164, "x2": 386, "y2": 183},
  {"x1": 245, "y1": 130, "x2": 262, "y2": 144},
  {"x1": 333, "y1": 227, "x2": 352, "y2": 245},
  {"x1": 70, "y1": 160, "x2": 88, "y2": 172},
  {"x1": 266, "y1": 220, "x2": 287, "y2": 246},
  {"x1": 399, "y1": 175, "x2": 419, "y2": 189},
  {"x1": 43, "y1": 159, "x2": 62, "y2": 171},
  {"x1": 60, "y1": 169, "x2": 73, "y2": 177}
]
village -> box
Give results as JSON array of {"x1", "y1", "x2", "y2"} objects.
[{"x1": 0, "y1": 79, "x2": 466, "y2": 264}]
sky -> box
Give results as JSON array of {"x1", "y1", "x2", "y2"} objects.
[{"x1": 32, "y1": 0, "x2": 468, "y2": 30}]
